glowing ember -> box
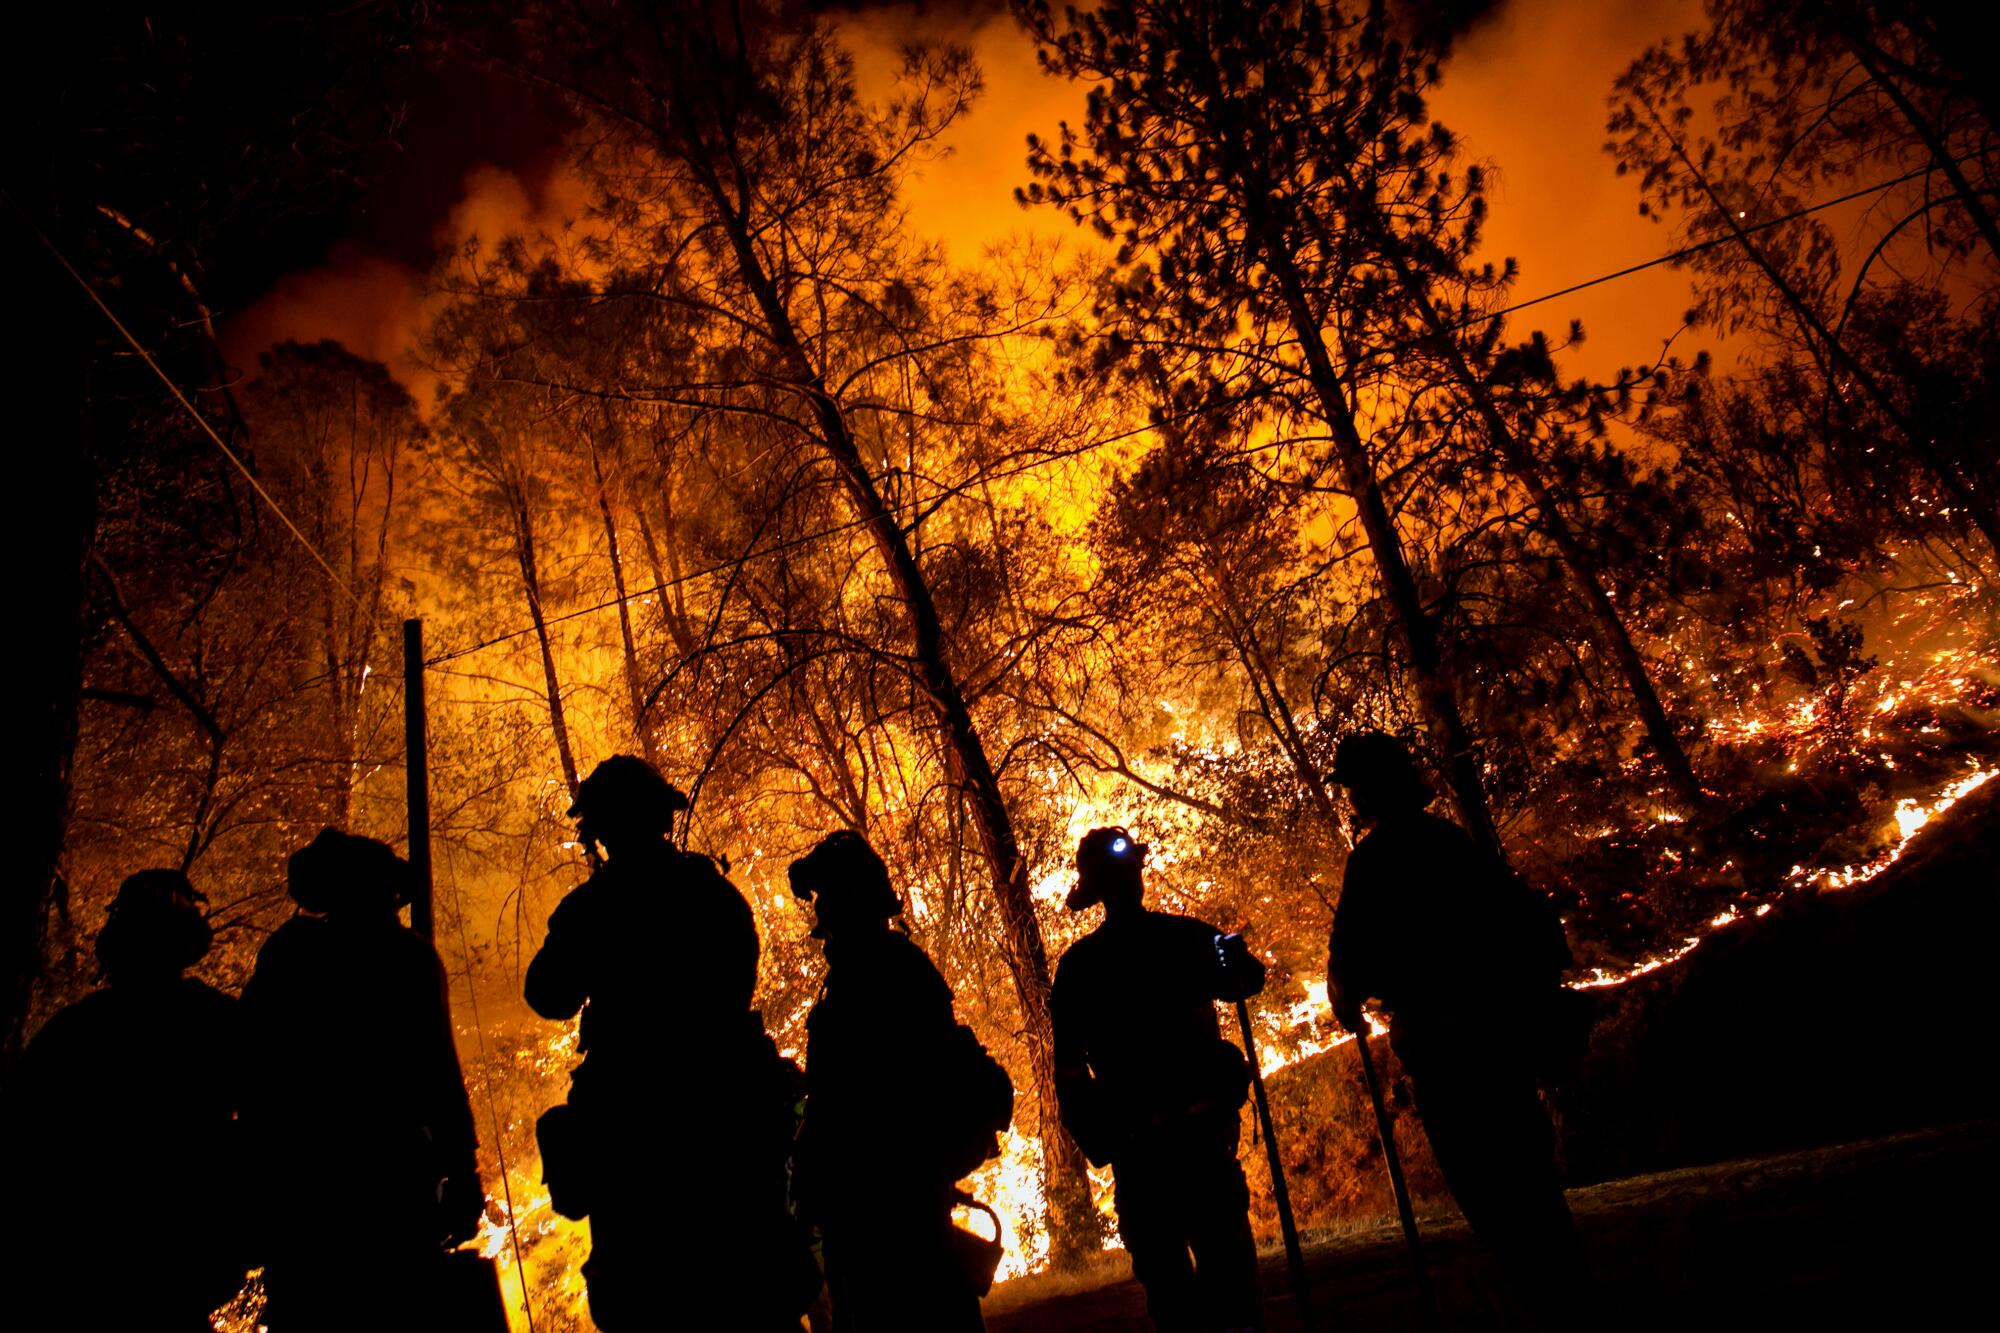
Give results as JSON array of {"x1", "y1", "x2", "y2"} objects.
[
  {"x1": 467, "y1": 755, "x2": 1995, "y2": 1318},
  {"x1": 1572, "y1": 764, "x2": 1996, "y2": 996}
]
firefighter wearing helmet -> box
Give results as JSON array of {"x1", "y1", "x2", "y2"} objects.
[
  {"x1": 525, "y1": 756, "x2": 817, "y2": 1331},
  {"x1": 1325, "y1": 731, "x2": 1590, "y2": 1324},
  {"x1": 12, "y1": 870, "x2": 248, "y2": 1332},
  {"x1": 240, "y1": 830, "x2": 483, "y2": 1331},
  {"x1": 1051, "y1": 827, "x2": 1268, "y2": 1332},
  {"x1": 788, "y1": 830, "x2": 1008, "y2": 1332}
]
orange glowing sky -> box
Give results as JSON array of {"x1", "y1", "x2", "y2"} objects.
[
  {"x1": 225, "y1": 0, "x2": 1717, "y2": 399},
  {"x1": 844, "y1": 0, "x2": 1711, "y2": 382}
]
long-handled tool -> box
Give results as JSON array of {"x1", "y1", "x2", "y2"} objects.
[
  {"x1": 1352, "y1": 1030, "x2": 1440, "y2": 1328},
  {"x1": 1235, "y1": 997, "x2": 1316, "y2": 1331}
]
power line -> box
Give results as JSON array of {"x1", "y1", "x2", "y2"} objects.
[
  {"x1": 23, "y1": 149, "x2": 1970, "y2": 656},
  {"x1": 1435, "y1": 157, "x2": 1953, "y2": 336},
  {"x1": 425, "y1": 515, "x2": 868, "y2": 665},
  {"x1": 425, "y1": 157, "x2": 1958, "y2": 665},
  {"x1": 7, "y1": 193, "x2": 363, "y2": 608}
]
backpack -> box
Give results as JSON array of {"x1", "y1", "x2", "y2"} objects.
[
  {"x1": 1496, "y1": 867, "x2": 1599, "y2": 1081},
  {"x1": 536, "y1": 1101, "x2": 595, "y2": 1220},
  {"x1": 933, "y1": 1023, "x2": 1014, "y2": 1181}
]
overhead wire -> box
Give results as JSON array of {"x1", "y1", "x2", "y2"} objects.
[
  {"x1": 5, "y1": 191, "x2": 363, "y2": 608},
  {"x1": 18, "y1": 143, "x2": 1975, "y2": 1315},
  {"x1": 421, "y1": 433, "x2": 1134, "y2": 665},
  {"x1": 1428, "y1": 156, "x2": 1956, "y2": 335},
  {"x1": 422, "y1": 155, "x2": 1962, "y2": 664}
]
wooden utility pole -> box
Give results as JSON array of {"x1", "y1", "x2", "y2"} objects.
[{"x1": 404, "y1": 617, "x2": 435, "y2": 942}]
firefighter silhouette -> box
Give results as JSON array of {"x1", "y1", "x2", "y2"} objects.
[
  {"x1": 1326, "y1": 731, "x2": 1590, "y2": 1325},
  {"x1": 239, "y1": 830, "x2": 482, "y2": 1331},
  {"x1": 1052, "y1": 827, "x2": 1267, "y2": 1333},
  {"x1": 7, "y1": 869, "x2": 247, "y2": 1332},
  {"x1": 790, "y1": 830, "x2": 1006, "y2": 1333},
  {"x1": 525, "y1": 756, "x2": 816, "y2": 1331}
]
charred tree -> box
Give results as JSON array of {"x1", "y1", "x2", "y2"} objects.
[
  {"x1": 1341, "y1": 184, "x2": 1708, "y2": 807},
  {"x1": 246, "y1": 342, "x2": 417, "y2": 829},
  {"x1": 680, "y1": 65, "x2": 1097, "y2": 1276},
  {"x1": 1094, "y1": 416, "x2": 1347, "y2": 839},
  {"x1": 3, "y1": 4, "x2": 412, "y2": 1056}
]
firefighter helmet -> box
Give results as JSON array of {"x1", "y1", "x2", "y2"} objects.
[
  {"x1": 95, "y1": 868, "x2": 212, "y2": 979},
  {"x1": 1067, "y1": 826, "x2": 1147, "y2": 911},
  {"x1": 787, "y1": 830, "x2": 901, "y2": 938},
  {"x1": 286, "y1": 828, "x2": 416, "y2": 915},
  {"x1": 567, "y1": 755, "x2": 690, "y2": 840}
]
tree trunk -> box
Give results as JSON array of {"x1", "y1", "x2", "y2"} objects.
[
  {"x1": 1840, "y1": 25, "x2": 2000, "y2": 266},
  {"x1": 636, "y1": 501, "x2": 699, "y2": 658},
  {"x1": 1242, "y1": 209, "x2": 1506, "y2": 861},
  {"x1": 10, "y1": 233, "x2": 94, "y2": 1062},
  {"x1": 1902, "y1": 5, "x2": 2000, "y2": 131},
  {"x1": 324, "y1": 590, "x2": 354, "y2": 829},
  {"x1": 588, "y1": 430, "x2": 659, "y2": 758},
  {"x1": 510, "y1": 485, "x2": 583, "y2": 803},
  {"x1": 1506, "y1": 449, "x2": 1706, "y2": 805},
  {"x1": 1191, "y1": 49, "x2": 1505, "y2": 860},
  {"x1": 316, "y1": 461, "x2": 356, "y2": 831},
  {"x1": 1204, "y1": 557, "x2": 1344, "y2": 832},
  {"x1": 702, "y1": 188, "x2": 1099, "y2": 1268},
  {"x1": 1357, "y1": 212, "x2": 1708, "y2": 809}
]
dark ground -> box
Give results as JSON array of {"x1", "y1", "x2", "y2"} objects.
[{"x1": 988, "y1": 1120, "x2": 1999, "y2": 1330}]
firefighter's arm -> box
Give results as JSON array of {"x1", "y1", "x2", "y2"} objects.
[
  {"x1": 1326, "y1": 927, "x2": 1367, "y2": 1036},
  {"x1": 434, "y1": 1085, "x2": 485, "y2": 1245},
  {"x1": 723, "y1": 880, "x2": 760, "y2": 1014},
  {"x1": 523, "y1": 891, "x2": 591, "y2": 1020},
  {"x1": 1511, "y1": 868, "x2": 1576, "y2": 979},
  {"x1": 1327, "y1": 878, "x2": 1370, "y2": 1036},
  {"x1": 1050, "y1": 966, "x2": 1089, "y2": 1112},
  {"x1": 1327, "y1": 984, "x2": 1366, "y2": 1036}
]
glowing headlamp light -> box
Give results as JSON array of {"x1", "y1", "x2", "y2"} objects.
[{"x1": 1111, "y1": 837, "x2": 1130, "y2": 855}]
